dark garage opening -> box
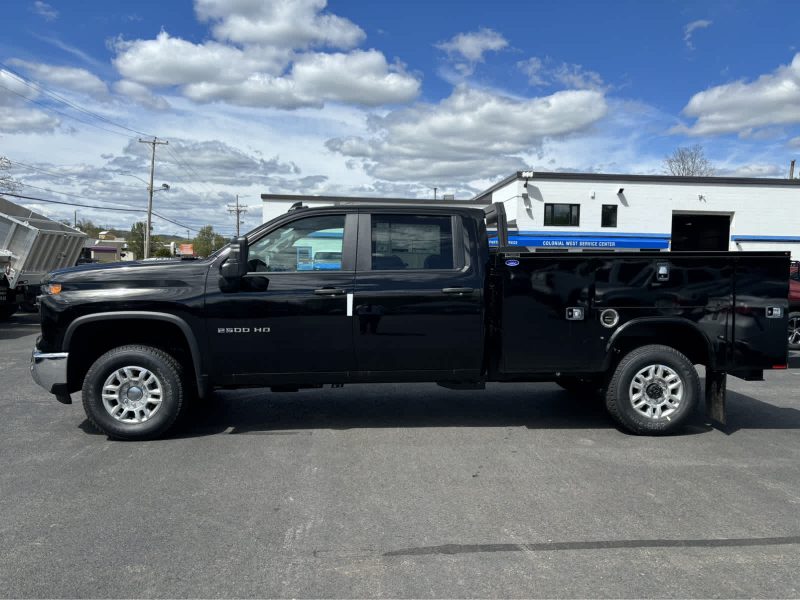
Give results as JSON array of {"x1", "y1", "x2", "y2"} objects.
[{"x1": 671, "y1": 214, "x2": 731, "y2": 251}]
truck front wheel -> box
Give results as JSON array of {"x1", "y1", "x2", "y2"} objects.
[
  {"x1": 605, "y1": 345, "x2": 699, "y2": 435},
  {"x1": 82, "y1": 345, "x2": 185, "y2": 440}
]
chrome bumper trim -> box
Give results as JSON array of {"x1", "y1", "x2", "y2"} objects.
[{"x1": 30, "y1": 350, "x2": 68, "y2": 393}]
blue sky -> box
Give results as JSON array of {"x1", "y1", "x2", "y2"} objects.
[{"x1": 1, "y1": 0, "x2": 799, "y2": 235}]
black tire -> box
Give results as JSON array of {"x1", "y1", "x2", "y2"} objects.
[
  {"x1": 605, "y1": 344, "x2": 700, "y2": 435},
  {"x1": 82, "y1": 345, "x2": 185, "y2": 440},
  {"x1": 0, "y1": 304, "x2": 17, "y2": 320},
  {"x1": 788, "y1": 312, "x2": 800, "y2": 351},
  {"x1": 556, "y1": 376, "x2": 605, "y2": 397}
]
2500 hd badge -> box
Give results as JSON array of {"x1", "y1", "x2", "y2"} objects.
[{"x1": 217, "y1": 327, "x2": 271, "y2": 334}]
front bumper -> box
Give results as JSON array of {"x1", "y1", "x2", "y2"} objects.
[{"x1": 30, "y1": 349, "x2": 69, "y2": 395}]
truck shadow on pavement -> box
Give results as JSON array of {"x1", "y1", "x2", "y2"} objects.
[{"x1": 77, "y1": 384, "x2": 800, "y2": 439}]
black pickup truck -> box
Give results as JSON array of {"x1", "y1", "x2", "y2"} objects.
[{"x1": 31, "y1": 203, "x2": 792, "y2": 439}]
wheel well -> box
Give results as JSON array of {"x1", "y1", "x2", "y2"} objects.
[
  {"x1": 66, "y1": 319, "x2": 197, "y2": 395},
  {"x1": 607, "y1": 321, "x2": 712, "y2": 370}
]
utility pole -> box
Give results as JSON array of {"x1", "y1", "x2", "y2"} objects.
[
  {"x1": 227, "y1": 194, "x2": 249, "y2": 237},
  {"x1": 790, "y1": 159, "x2": 796, "y2": 180},
  {"x1": 138, "y1": 137, "x2": 168, "y2": 258}
]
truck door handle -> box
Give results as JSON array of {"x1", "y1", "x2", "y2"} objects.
[
  {"x1": 314, "y1": 287, "x2": 346, "y2": 296},
  {"x1": 442, "y1": 287, "x2": 474, "y2": 295}
]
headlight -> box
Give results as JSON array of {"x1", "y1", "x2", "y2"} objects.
[{"x1": 41, "y1": 282, "x2": 62, "y2": 295}]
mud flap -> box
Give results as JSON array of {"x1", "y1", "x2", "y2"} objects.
[{"x1": 705, "y1": 370, "x2": 727, "y2": 425}]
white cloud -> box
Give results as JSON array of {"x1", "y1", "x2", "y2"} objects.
[
  {"x1": 673, "y1": 53, "x2": 800, "y2": 136},
  {"x1": 684, "y1": 19, "x2": 712, "y2": 50},
  {"x1": 194, "y1": 0, "x2": 365, "y2": 49},
  {"x1": 0, "y1": 106, "x2": 59, "y2": 133},
  {"x1": 32, "y1": 34, "x2": 106, "y2": 70},
  {"x1": 0, "y1": 69, "x2": 61, "y2": 133},
  {"x1": 517, "y1": 57, "x2": 608, "y2": 91},
  {"x1": 518, "y1": 57, "x2": 546, "y2": 86},
  {"x1": 325, "y1": 85, "x2": 608, "y2": 182},
  {"x1": 105, "y1": 137, "x2": 300, "y2": 185},
  {"x1": 789, "y1": 136, "x2": 800, "y2": 147},
  {"x1": 551, "y1": 63, "x2": 607, "y2": 91},
  {"x1": 113, "y1": 80, "x2": 170, "y2": 110},
  {"x1": 7, "y1": 60, "x2": 109, "y2": 97},
  {"x1": 290, "y1": 51, "x2": 419, "y2": 105},
  {"x1": 113, "y1": 31, "x2": 280, "y2": 87},
  {"x1": 716, "y1": 163, "x2": 785, "y2": 178},
  {"x1": 32, "y1": 1, "x2": 58, "y2": 21},
  {"x1": 114, "y1": 32, "x2": 420, "y2": 109},
  {"x1": 437, "y1": 28, "x2": 507, "y2": 76}
]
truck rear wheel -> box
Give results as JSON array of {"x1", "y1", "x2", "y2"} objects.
[
  {"x1": 605, "y1": 344, "x2": 699, "y2": 435},
  {"x1": 82, "y1": 345, "x2": 185, "y2": 440}
]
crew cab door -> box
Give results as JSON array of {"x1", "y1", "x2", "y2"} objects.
[
  {"x1": 205, "y1": 212, "x2": 357, "y2": 384},
  {"x1": 352, "y1": 211, "x2": 484, "y2": 379}
]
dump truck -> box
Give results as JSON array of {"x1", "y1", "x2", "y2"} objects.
[{"x1": 0, "y1": 197, "x2": 86, "y2": 319}]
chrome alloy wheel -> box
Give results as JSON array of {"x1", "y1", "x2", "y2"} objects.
[
  {"x1": 101, "y1": 366, "x2": 163, "y2": 423},
  {"x1": 628, "y1": 364, "x2": 683, "y2": 420},
  {"x1": 789, "y1": 314, "x2": 800, "y2": 347}
]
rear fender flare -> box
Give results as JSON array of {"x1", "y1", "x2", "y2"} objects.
[{"x1": 602, "y1": 317, "x2": 716, "y2": 371}]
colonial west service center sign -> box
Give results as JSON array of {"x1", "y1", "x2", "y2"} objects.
[{"x1": 489, "y1": 231, "x2": 670, "y2": 250}]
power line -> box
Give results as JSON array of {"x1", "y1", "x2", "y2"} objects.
[
  {"x1": 158, "y1": 162, "x2": 209, "y2": 198},
  {"x1": 0, "y1": 81, "x2": 137, "y2": 140},
  {"x1": 16, "y1": 181, "x2": 143, "y2": 207},
  {"x1": 2, "y1": 191, "x2": 219, "y2": 234},
  {"x1": 7, "y1": 160, "x2": 146, "y2": 192},
  {"x1": 0, "y1": 63, "x2": 156, "y2": 138},
  {"x1": 16, "y1": 158, "x2": 219, "y2": 207},
  {"x1": 3, "y1": 191, "x2": 142, "y2": 213},
  {"x1": 164, "y1": 146, "x2": 217, "y2": 194},
  {"x1": 1, "y1": 68, "x2": 222, "y2": 201}
]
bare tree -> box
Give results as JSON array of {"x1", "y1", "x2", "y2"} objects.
[
  {"x1": 663, "y1": 144, "x2": 715, "y2": 176},
  {"x1": 0, "y1": 156, "x2": 20, "y2": 193}
]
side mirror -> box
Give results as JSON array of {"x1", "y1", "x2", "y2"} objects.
[{"x1": 219, "y1": 236, "x2": 248, "y2": 288}]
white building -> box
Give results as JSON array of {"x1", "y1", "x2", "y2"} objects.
[{"x1": 262, "y1": 171, "x2": 800, "y2": 259}]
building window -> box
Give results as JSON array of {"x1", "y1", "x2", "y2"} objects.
[
  {"x1": 601, "y1": 204, "x2": 618, "y2": 228},
  {"x1": 371, "y1": 214, "x2": 454, "y2": 270},
  {"x1": 544, "y1": 203, "x2": 580, "y2": 226}
]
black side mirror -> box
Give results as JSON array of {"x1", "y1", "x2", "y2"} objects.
[{"x1": 219, "y1": 236, "x2": 248, "y2": 290}]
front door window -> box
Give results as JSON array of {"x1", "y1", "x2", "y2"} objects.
[{"x1": 248, "y1": 215, "x2": 345, "y2": 272}]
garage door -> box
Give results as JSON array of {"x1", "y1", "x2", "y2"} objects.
[{"x1": 671, "y1": 214, "x2": 731, "y2": 251}]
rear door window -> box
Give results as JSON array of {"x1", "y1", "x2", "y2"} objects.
[{"x1": 370, "y1": 214, "x2": 454, "y2": 270}]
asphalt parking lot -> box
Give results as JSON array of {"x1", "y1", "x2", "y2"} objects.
[{"x1": 1, "y1": 312, "x2": 800, "y2": 598}]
